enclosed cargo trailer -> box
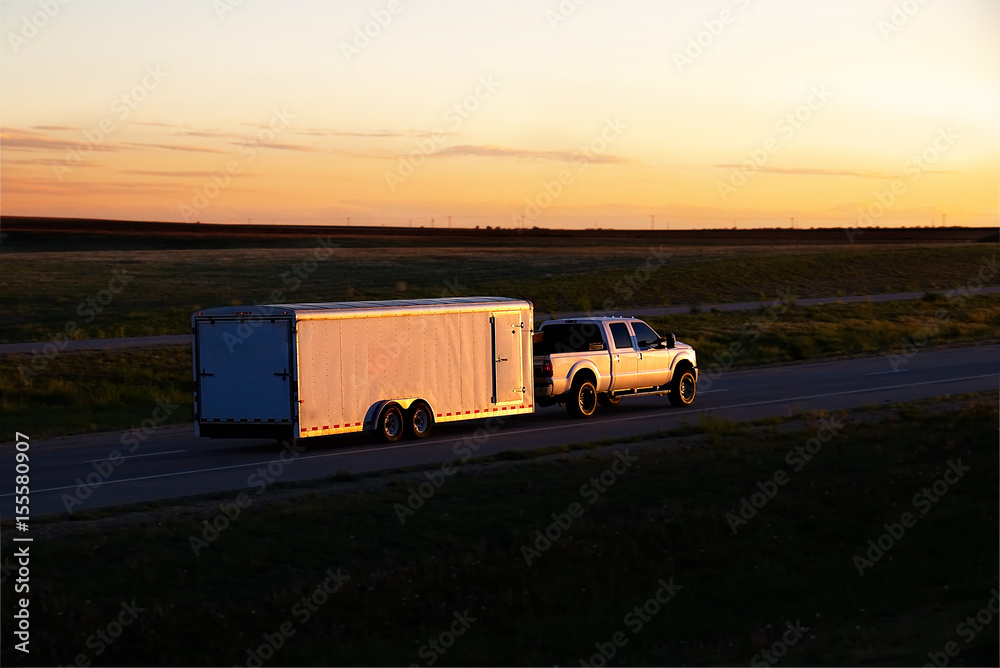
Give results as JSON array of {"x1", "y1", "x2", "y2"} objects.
[{"x1": 192, "y1": 297, "x2": 534, "y2": 442}]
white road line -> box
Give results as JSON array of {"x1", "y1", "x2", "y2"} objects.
[
  {"x1": 85, "y1": 449, "x2": 186, "y2": 463},
  {"x1": 865, "y1": 370, "x2": 909, "y2": 376},
  {"x1": 8, "y1": 372, "x2": 996, "y2": 500}
]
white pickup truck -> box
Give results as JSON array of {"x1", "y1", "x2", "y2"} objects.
[{"x1": 533, "y1": 317, "x2": 698, "y2": 418}]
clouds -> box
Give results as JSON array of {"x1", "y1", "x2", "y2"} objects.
[{"x1": 435, "y1": 144, "x2": 632, "y2": 165}]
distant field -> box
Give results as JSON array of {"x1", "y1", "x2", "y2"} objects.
[
  {"x1": 1, "y1": 240, "x2": 996, "y2": 343},
  {"x1": 3, "y1": 295, "x2": 997, "y2": 439},
  {"x1": 1, "y1": 398, "x2": 995, "y2": 666}
]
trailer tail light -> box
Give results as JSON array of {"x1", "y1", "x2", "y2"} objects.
[{"x1": 540, "y1": 360, "x2": 553, "y2": 377}]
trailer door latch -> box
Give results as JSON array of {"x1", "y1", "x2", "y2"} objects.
[{"x1": 274, "y1": 369, "x2": 290, "y2": 380}]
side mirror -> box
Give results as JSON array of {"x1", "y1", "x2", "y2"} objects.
[{"x1": 665, "y1": 333, "x2": 676, "y2": 349}]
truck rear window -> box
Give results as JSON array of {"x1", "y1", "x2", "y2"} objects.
[{"x1": 534, "y1": 323, "x2": 605, "y2": 355}]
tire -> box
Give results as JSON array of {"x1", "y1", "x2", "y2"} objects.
[
  {"x1": 668, "y1": 368, "x2": 697, "y2": 407},
  {"x1": 567, "y1": 378, "x2": 598, "y2": 418},
  {"x1": 598, "y1": 393, "x2": 622, "y2": 408},
  {"x1": 405, "y1": 402, "x2": 433, "y2": 440},
  {"x1": 376, "y1": 404, "x2": 405, "y2": 442}
]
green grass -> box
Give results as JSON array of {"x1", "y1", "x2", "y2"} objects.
[
  {"x1": 2, "y1": 295, "x2": 996, "y2": 439},
  {"x1": 1, "y1": 400, "x2": 996, "y2": 666},
  {"x1": 1, "y1": 242, "x2": 995, "y2": 342},
  {"x1": 647, "y1": 293, "x2": 1000, "y2": 367},
  {"x1": 0, "y1": 347, "x2": 192, "y2": 438}
]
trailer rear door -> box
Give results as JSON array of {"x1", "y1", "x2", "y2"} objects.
[
  {"x1": 491, "y1": 312, "x2": 525, "y2": 405},
  {"x1": 195, "y1": 318, "x2": 294, "y2": 422}
]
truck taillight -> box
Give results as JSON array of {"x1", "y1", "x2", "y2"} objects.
[{"x1": 541, "y1": 360, "x2": 553, "y2": 377}]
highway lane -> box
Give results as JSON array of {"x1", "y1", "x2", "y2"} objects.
[{"x1": 2, "y1": 344, "x2": 996, "y2": 519}]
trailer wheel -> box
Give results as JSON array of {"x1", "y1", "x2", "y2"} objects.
[
  {"x1": 406, "y1": 402, "x2": 434, "y2": 440},
  {"x1": 567, "y1": 378, "x2": 598, "y2": 419},
  {"x1": 668, "y1": 367, "x2": 697, "y2": 407},
  {"x1": 377, "y1": 404, "x2": 405, "y2": 442}
]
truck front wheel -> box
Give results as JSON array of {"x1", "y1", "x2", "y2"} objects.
[
  {"x1": 668, "y1": 368, "x2": 697, "y2": 407},
  {"x1": 567, "y1": 379, "x2": 598, "y2": 418}
]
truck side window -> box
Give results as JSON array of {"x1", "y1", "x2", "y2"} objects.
[
  {"x1": 609, "y1": 322, "x2": 634, "y2": 350},
  {"x1": 631, "y1": 321, "x2": 660, "y2": 349}
]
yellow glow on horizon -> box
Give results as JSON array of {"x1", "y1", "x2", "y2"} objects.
[{"x1": 1, "y1": 0, "x2": 997, "y2": 229}]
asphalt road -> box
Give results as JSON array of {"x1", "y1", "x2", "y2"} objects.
[
  {"x1": 4, "y1": 288, "x2": 998, "y2": 354},
  {"x1": 2, "y1": 344, "x2": 996, "y2": 520}
]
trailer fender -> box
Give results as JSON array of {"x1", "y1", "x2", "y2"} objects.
[{"x1": 363, "y1": 398, "x2": 425, "y2": 431}]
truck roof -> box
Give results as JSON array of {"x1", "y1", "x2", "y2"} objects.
[{"x1": 194, "y1": 296, "x2": 531, "y2": 319}]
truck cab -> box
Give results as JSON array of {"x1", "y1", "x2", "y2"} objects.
[{"x1": 533, "y1": 317, "x2": 698, "y2": 417}]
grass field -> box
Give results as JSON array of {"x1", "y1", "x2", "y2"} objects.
[
  {"x1": 2, "y1": 398, "x2": 996, "y2": 666},
  {"x1": 3, "y1": 295, "x2": 997, "y2": 439},
  {"x1": 1, "y1": 241, "x2": 996, "y2": 343}
]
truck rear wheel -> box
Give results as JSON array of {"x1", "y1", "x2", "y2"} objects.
[
  {"x1": 406, "y1": 402, "x2": 433, "y2": 439},
  {"x1": 377, "y1": 404, "x2": 405, "y2": 442},
  {"x1": 567, "y1": 379, "x2": 598, "y2": 418},
  {"x1": 668, "y1": 368, "x2": 697, "y2": 407}
]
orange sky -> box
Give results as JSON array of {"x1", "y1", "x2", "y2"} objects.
[{"x1": 2, "y1": 0, "x2": 998, "y2": 229}]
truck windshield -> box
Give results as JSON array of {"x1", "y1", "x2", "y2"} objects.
[{"x1": 535, "y1": 323, "x2": 605, "y2": 355}]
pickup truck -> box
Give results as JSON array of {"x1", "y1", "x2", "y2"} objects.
[{"x1": 533, "y1": 316, "x2": 698, "y2": 418}]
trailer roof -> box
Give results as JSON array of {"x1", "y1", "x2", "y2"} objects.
[{"x1": 195, "y1": 296, "x2": 530, "y2": 318}]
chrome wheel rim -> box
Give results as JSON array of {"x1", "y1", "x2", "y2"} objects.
[
  {"x1": 680, "y1": 374, "x2": 695, "y2": 402},
  {"x1": 413, "y1": 409, "x2": 429, "y2": 434},
  {"x1": 384, "y1": 411, "x2": 401, "y2": 437}
]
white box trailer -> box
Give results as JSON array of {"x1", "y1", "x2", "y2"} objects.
[{"x1": 192, "y1": 297, "x2": 534, "y2": 442}]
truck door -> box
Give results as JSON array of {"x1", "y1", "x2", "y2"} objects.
[
  {"x1": 491, "y1": 312, "x2": 525, "y2": 405},
  {"x1": 607, "y1": 322, "x2": 639, "y2": 391},
  {"x1": 195, "y1": 317, "x2": 294, "y2": 423},
  {"x1": 630, "y1": 320, "x2": 672, "y2": 388}
]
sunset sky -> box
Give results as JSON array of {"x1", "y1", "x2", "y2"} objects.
[{"x1": 2, "y1": 0, "x2": 997, "y2": 229}]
